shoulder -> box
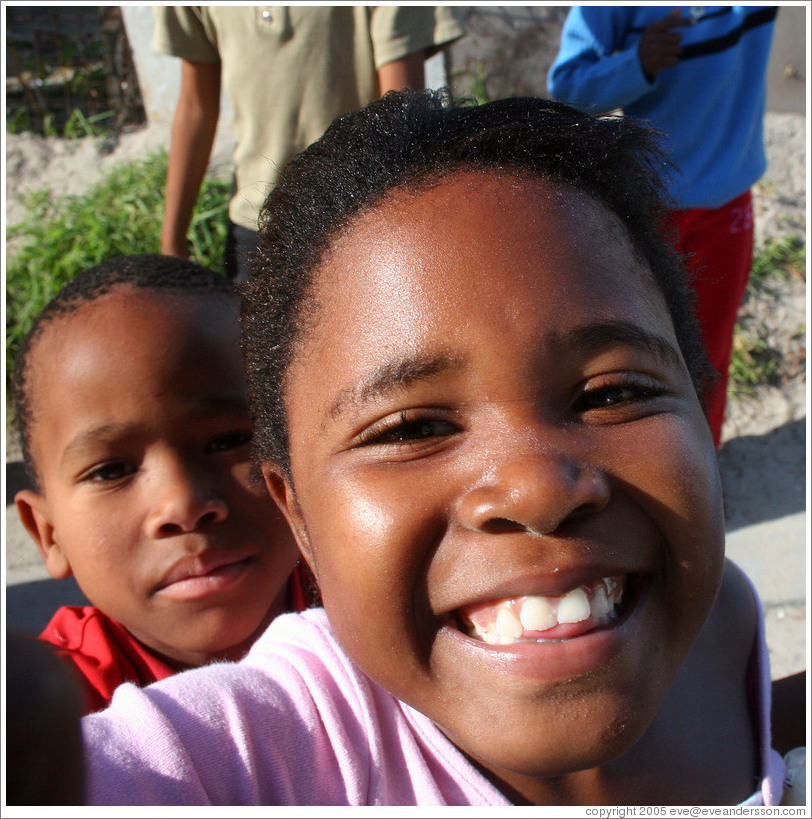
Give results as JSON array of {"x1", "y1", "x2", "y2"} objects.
[
  {"x1": 39, "y1": 605, "x2": 113, "y2": 651},
  {"x1": 368, "y1": 6, "x2": 465, "y2": 52},
  {"x1": 720, "y1": 558, "x2": 758, "y2": 610},
  {"x1": 83, "y1": 610, "x2": 385, "y2": 804},
  {"x1": 245, "y1": 609, "x2": 379, "y2": 709},
  {"x1": 702, "y1": 559, "x2": 758, "y2": 663},
  {"x1": 153, "y1": 6, "x2": 251, "y2": 63},
  {"x1": 39, "y1": 606, "x2": 132, "y2": 713}
]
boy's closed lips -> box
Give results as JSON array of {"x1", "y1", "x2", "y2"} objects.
[{"x1": 153, "y1": 551, "x2": 261, "y2": 602}]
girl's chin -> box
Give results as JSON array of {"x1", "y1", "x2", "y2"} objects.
[{"x1": 442, "y1": 690, "x2": 652, "y2": 789}]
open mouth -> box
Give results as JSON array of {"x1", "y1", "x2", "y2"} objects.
[{"x1": 456, "y1": 576, "x2": 630, "y2": 645}]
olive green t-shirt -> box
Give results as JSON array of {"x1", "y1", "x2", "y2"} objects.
[{"x1": 154, "y1": 5, "x2": 465, "y2": 231}]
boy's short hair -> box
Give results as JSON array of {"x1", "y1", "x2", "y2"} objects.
[
  {"x1": 12, "y1": 253, "x2": 234, "y2": 490},
  {"x1": 242, "y1": 88, "x2": 714, "y2": 477}
]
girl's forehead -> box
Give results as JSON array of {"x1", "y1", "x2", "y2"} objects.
[
  {"x1": 328, "y1": 172, "x2": 631, "y2": 263},
  {"x1": 294, "y1": 172, "x2": 670, "y2": 373},
  {"x1": 316, "y1": 172, "x2": 652, "y2": 303}
]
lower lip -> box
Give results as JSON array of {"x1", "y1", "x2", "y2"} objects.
[
  {"x1": 442, "y1": 589, "x2": 644, "y2": 682},
  {"x1": 157, "y1": 558, "x2": 253, "y2": 601}
]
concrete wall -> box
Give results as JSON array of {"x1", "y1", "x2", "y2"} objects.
[
  {"x1": 122, "y1": 4, "x2": 807, "y2": 141},
  {"x1": 764, "y1": 4, "x2": 807, "y2": 114}
]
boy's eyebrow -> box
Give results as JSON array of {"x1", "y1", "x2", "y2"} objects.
[
  {"x1": 327, "y1": 352, "x2": 464, "y2": 421},
  {"x1": 61, "y1": 422, "x2": 135, "y2": 465},
  {"x1": 60, "y1": 398, "x2": 250, "y2": 464},
  {"x1": 560, "y1": 320, "x2": 684, "y2": 369}
]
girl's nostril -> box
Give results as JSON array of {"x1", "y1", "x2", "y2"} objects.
[{"x1": 480, "y1": 517, "x2": 525, "y2": 535}]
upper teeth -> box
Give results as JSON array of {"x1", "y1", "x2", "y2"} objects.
[
  {"x1": 519, "y1": 595, "x2": 556, "y2": 631},
  {"x1": 462, "y1": 576, "x2": 624, "y2": 645}
]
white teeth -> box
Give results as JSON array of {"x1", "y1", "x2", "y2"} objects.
[
  {"x1": 557, "y1": 587, "x2": 591, "y2": 624},
  {"x1": 463, "y1": 576, "x2": 626, "y2": 645},
  {"x1": 495, "y1": 608, "x2": 523, "y2": 642},
  {"x1": 604, "y1": 576, "x2": 619, "y2": 600},
  {"x1": 519, "y1": 595, "x2": 557, "y2": 632},
  {"x1": 591, "y1": 584, "x2": 611, "y2": 619}
]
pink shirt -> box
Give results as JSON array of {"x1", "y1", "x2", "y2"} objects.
[{"x1": 84, "y1": 606, "x2": 784, "y2": 805}]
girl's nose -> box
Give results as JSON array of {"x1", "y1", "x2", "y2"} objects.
[
  {"x1": 145, "y1": 462, "x2": 229, "y2": 538},
  {"x1": 456, "y1": 446, "x2": 611, "y2": 537}
]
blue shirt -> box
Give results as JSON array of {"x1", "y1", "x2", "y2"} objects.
[{"x1": 548, "y1": 6, "x2": 777, "y2": 209}]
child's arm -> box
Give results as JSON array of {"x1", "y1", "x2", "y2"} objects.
[
  {"x1": 378, "y1": 53, "x2": 425, "y2": 94},
  {"x1": 547, "y1": 7, "x2": 692, "y2": 114},
  {"x1": 771, "y1": 671, "x2": 807, "y2": 756},
  {"x1": 161, "y1": 59, "x2": 221, "y2": 260}
]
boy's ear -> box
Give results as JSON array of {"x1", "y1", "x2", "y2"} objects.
[
  {"x1": 14, "y1": 490, "x2": 73, "y2": 580},
  {"x1": 261, "y1": 466, "x2": 316, "y2": 571}
]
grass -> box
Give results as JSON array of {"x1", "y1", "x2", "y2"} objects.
[
  {"x1": 5, "y1": 150, "x2": 230, "y2": 393},
  {"x1": 728, "y1": 328, "x2": 777, "y2": 392},
  {"x1": 748, "y1": 235, "x2": 805, "y2": 285},
  {"x1": 727, "y1": 237, "x2": 806, "y2": 395}
]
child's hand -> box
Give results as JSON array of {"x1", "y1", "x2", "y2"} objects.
[{"x1": 638, "y1": 8, "x2": 695, "y2": 80}]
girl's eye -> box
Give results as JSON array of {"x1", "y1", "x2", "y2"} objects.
[
  {"x1": 573, "y1": 375, "x2": 665, "y2": 414},
  {"x1": 357, "y1": 412, "x2": 458, "y2": 447},
  {"x1": 84, "y1": 461, "x2": 137, "y2": 483},
  {"x1": 205, "y1": 430, "x2": 253, "y2": 454}
]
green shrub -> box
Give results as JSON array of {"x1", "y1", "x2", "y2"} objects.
[
  {"x1": 749, "y1": 235, "x2": 805, "y2": 284},
  {"x1": 728, "y1": 327, "x2": 777, "y2": 395},
  {"x1": 5, "y1": 150, "x2": 230, "y2": 388},
  {"x1": 727, "y1": 237, "x2": 806, "y2": 395}
]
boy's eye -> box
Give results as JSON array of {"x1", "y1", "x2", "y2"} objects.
[
  {"x1": 205, "y1": 430, "x2": 253, "y2": 453},
  {"x1": 357, "y1": 411, "x2": 458, "y2": 447},
  {"x1": 84, "y1": 461, "x2": 137, "y2": 483},
  {"x1": 573, "y1": 375, "x2": 665, "y2": 414}
]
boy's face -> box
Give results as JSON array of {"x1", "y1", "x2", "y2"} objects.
[
  {"x1": 17, "y1": 289, "x2": 298, "y2": 668},
  {"x1": 266, "y1": 173, "x2": 724, "y2": 798}
]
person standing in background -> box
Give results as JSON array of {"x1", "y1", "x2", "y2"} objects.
[
  {"x1": 548, "y1": 6, "x2": 777, "y2": 446},
  {"x1": 154, "y1": 6, "x2": 464, "y2": 283}
]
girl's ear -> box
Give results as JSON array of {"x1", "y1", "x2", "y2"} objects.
[
  {"x1": 14, "y1": 490, "x2": 73, "y2": 580},
  {"x1": 262, "y1": 466, "x2": 316, "y2": 571}
]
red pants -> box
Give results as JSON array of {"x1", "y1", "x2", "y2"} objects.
[{"x1": 668, "y1": 190, "x2": 754, "y2": 447}]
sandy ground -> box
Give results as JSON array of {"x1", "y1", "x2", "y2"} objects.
[{"x1": 3, "y1": 112, "x2": 808, "y2": 683}]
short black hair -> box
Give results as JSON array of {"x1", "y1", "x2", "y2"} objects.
[
  {"x1": 13, "y1": 253, "x2": 234, "y2": 489},
  {"x1": 242, "y1": 89, "x2": 713, "y2": 478}
]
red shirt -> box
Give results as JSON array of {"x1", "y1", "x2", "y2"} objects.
[
  {"x1": 39, "y1": 606, "x2": 177, "y2": 715},
  {"x1": 39, "y1": 567, "x2": 318, "y2": 714}
]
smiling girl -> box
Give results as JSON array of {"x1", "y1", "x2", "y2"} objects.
[{"x1": 81, "y1": 91, "x2": 792, "y2": 806}]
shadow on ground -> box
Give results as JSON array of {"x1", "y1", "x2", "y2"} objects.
[
  {"x1": 718, "y1": 417, "x2": 806, "y2": 531},
  {"x1": 6, "y1": 460, "x2": 32, "y2": 505},
  {"x1": 6, "y1": 576, "x2": 89, "y2": 635}
]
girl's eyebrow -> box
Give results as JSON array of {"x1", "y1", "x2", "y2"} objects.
[
  {"x1": 327, "y1": 352, "x2": 464, "y2": 421},
  {"x1": 324, "y1": 321, "x2": 681, "y2": 424},
  {"x1": 560, "y1": 320, "x2": 684, "y2": 369}
]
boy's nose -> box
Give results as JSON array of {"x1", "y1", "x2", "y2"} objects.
[
  {"x1": 456, "y1": 444, "x2": 611, "y2": 537},
  {"x1": 145, "y1": 464, "x2": 229, "y2": 537}
]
